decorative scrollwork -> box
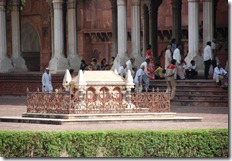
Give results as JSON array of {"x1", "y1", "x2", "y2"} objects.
[{"x1": 27, "y1": 90, "x2": 170, "y2": 114}]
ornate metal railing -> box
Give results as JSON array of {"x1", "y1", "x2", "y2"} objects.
[
  {"x1": 27, "y1": 92, "x2": 71, "y2": 114},
  {"x1": 27, "y1": 91, "x2": 170, "y2": 114},
  {"x1": 131, "y1": 92, "x2": 170, "y2": 112}
]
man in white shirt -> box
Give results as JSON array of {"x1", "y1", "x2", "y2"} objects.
[
  {"x1": 126, "y1": 57, "x2": 135, "y2": 76},
  {"x1": 133, "y1": 65, "x2": 145, "y2": 93},
  {"x1": 165, "y1": 44, "x2": 172, "y2": 70},
  {"x1": 173, "y1": 45, "x2": 181, "y2": 64},
  {"x1": 42, "y1": 67, "x2": 53, "y2": 93},
  {"x1": 203, "y1": 41, "x2": 212, "y2": 80},
  {"x1": 172, "y1": 44, "x2": 182, "y2": 79},
  {"x1": 140, "y1": 59, "x2": 150, "y2": 91},
  {"x1": 117, "y1": 63, "x2": 127, "y2": 78},
  {"x1": 213, "y1": 62, "x2": 227, "y2": 84},
  {"x1": 140, "y1": 58, "x2": 150, "y2": 76},
  {"x1": 185, "y1": 60, "x2": 198, "y2": 79}
]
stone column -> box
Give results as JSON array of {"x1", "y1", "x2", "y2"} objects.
[
  {"x1": 49, "y1": 0, "x2": 69, "y2": 73},
  {"x1": 212, "y1": 0, "x2": 218, "y2": 38},
  {"x1": 185, "y1": 0, "x2": 199, "y2": 66},
  {"x1": 149, "y1": 1, "x2": 153, "y2": 45},
  {"x1": 67, "y1": 0, "x2": 81, "y2": 71},
  {"x1": 110, "y1": 0, "x2": 118, "y2": 58},
  {"x1": 11, "y1": 0, "x2": 28, "y2": 72},
  {"x1": 0, "y1": 0, "x2": 13, "y2": 73},
  {"x1": 203, "y1": 0, "x2": 213, "y2": 46},
  {"x1": 46, "y1": 0, "x2": 54, "y2": 58},
  {"x1": 142, "y1": 1, "x2": 149, "y2": 57},
  {"x1": 111, "y1": 0, "x2": 129, "y2": 71},
  {"x1": 171, "y1": 0, "x2": 182, "y2": 45},
  {"x1": 150, "y1": 0, "x2": 162, "y2": 60},
  {"x1": 131, "y1": 0, "x2": 144, "y2": 68}
]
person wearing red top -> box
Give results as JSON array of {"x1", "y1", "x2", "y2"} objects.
[
  {"x1": 165, "y1": 59, "x2": 177, "y2": 100},
  {"x1": 146, "y1": 44, "x2": 155, "y2": 80}
]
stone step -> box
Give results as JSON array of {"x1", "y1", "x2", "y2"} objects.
[
  {"x1": 150, "y1": 80, "x2": 219, "y2": 86},
  {"x1": 148, "y1": 87, "x2": 228, "y2": 96},
  {"x1": 150, "y1": 84, "x2": 224, "y2": 89},
  {"x1": 171, "y1": 100, "x2": 228, "y2": 107},
  {"x1": 174, "y1": 90, "x2": 228, "y2": 95},
  {"x1": 22, "y1": 112, "x2": 177, "y2": 119},
  {"x1": 150, "y1": 85, "x2": 227, "y2": 92},
  {"x1": 0, "y1": 115, "x2": 203, "y2": 125},
  {"x1": 174, "y1": 94, "x2": 228, "y2": 101},
  {"x1": 149, "y1": 79, "x2": 228, "y2": 107}
]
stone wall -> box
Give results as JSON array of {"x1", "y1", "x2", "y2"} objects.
[
  {"x1": 5, "y1": 0, "x2": 228, "y2": 71},
  {"x1": 0, "y1": 73, "x2": 64, "y2": 96}
]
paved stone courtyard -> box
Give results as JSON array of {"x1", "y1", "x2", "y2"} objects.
[{"x1": 0, "y1": 96, "x2": 229, "y2": 131}]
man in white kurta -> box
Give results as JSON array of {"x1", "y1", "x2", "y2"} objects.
[
  {"x1": 173, "y1": 45, "x2": 182, "y2": 79},
  {"x1": 133, "y1": 65, "x2": 145, "y2": 93},
  {"x1": 126, "y1": 57, "x2": 135, "y2": 76},
  {"x1": 165, "y1": 44, "x2": 172, "y2": 70},
  {"x1": 42, "y1": 67, "x2": 53, "y2": 93}
]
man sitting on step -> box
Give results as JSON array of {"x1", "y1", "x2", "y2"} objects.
[
  {"x1": 185, "y1": 60, "x2": 198, "y2": 79},
  {"x1": 213, "y1": 62, "x2": 227, "y2": 86}
]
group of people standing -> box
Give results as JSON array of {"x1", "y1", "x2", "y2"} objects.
[
  {"x1": 159, "y1": 39, "x2": 196, "y2": 100},
  {"x1": 131, "y1": 41, "x2": 179, "y2": 100},
  {"x1": 165, "y1": 40, "x2": 198, "y2": 81},
  {"x1": 41, "y1": 38, "x2": 228, "y2": 98},
  {"x1": 116, "y1": 48, "x2": 153, "y2": 93}
]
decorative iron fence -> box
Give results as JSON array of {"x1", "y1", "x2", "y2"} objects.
[{"x1": 27, "y1": 91, "x2": 170, "y2": 114}]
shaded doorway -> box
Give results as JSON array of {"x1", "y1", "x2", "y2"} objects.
[{"x1": 21, "y1": 23, "x2": 40, "y2": 71}]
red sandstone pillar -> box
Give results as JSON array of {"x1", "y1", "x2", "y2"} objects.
[{"x1": 0, "y1": 0, "x2": 13, "y2": 73}]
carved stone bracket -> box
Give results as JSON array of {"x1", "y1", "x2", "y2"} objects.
[{"x1": 84, "y1": 31, "x2": 112, "y2": 42}]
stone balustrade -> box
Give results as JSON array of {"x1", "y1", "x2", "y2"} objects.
[{"x1": 26, "y1": 91, "x2": 170, "y2": 114}]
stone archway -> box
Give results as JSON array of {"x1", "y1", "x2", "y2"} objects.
[{"x1": 21, "y1": 23, "x2": 40, "y2": 71}]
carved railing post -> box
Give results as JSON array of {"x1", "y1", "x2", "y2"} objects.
[
  {"x1": 126, "y1": 70, "x2": 135, "y2": 109},
  {"x1": 75, "y1": 70, "x2": 87, "y2": 110},
  {"x1": 95, "y1": 90, "x2": 99, "y2": 109},
  {"x1": 108, "y1": 88, "x2": 113, "y2": 110},
  {"x1": 62, "y1": 69, "x2": 72, "y2": 92}
]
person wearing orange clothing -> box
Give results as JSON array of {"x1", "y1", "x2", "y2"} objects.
[
  {"x1": 165, "y1": 59, "x2": 177, "y2": 100},
  {"x1": 145, "y1": 44, "x2": 155, "y2": 80}
]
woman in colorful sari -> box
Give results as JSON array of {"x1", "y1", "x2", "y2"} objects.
[{"x1": 146, "y1": 44, "x2": 155, "y2": 80}]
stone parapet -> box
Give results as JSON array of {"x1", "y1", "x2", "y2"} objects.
[{"x1": 26, "y1": 91, "x2": 170, "y2": 114}]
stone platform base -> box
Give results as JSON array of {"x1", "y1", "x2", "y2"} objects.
[{"x1": 0, "y1": 112, "x2": 203, "y2": 125}]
